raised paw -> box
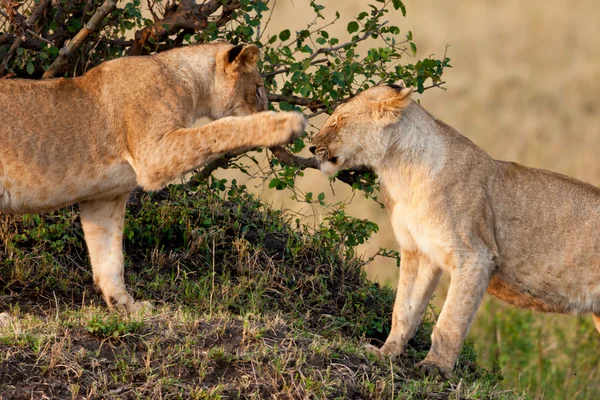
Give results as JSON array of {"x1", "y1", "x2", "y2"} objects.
[
  {"x1": 285, "y1": 111, "x2": 308, "y2": 141},
  {"x1": 268, "y1": 111, "x2": 307, "y2": 145},
  {"x1": 415, "y1": 360, "x2": 452, "y2": 380}
]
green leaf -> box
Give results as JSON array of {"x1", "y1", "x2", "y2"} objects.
[
  {"x1": 410, "y1": 42, "x2": 417, "y2": 55},
  {"x1": 26, "y1": 61, "x2": 34, "y2": 75},
  {"x1": 392, "y1": 0, "x2": 406, "y2": 15},
  {"x1": 347, "y1": 21, "x2": 359, "y2": 34},
  {"x1": 279, "y1": 29, "x2": 291, "y2": 41},
  {"x1": 269, "y1": 178, "x2": 282, "y2": 189}
]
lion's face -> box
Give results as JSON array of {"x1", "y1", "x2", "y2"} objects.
[
  {"x1": 210, "y1": 44, "x2": 268, "y2": 119},
  {"x1": 310, "y1": 85, "x2": 413, "y2": 176}
]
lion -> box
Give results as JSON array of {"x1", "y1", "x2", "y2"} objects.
[
  {"x1": 309, "y1": 84, "x2": 600, "y2": 379},
  {"x1": 0, "y1": 42, "x2": 306, "y2": 320}
]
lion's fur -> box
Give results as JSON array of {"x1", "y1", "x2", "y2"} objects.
[
  {"x1": 0, "y1": 42, "x2": 306, "y2": 313},
  {"x1": 311, "y1": 84, "x2": 600, "y2": 378}
]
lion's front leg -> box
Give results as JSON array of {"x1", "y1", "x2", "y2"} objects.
[
  {"x1": 417, "y1": 252, "x2": 494, "y2": 379},
  {"x1": 369, "y1": 250, "x2": 441, "y2": 356},
  {"x1": 134, "y1": 111, "x2": 307, "y2": 191},
  {"x1": 80, "y1": 193, "x2": 146, "y2": 313}
]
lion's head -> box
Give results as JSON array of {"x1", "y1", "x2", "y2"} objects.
[
  {"x1": 310, "y1": 84, "x2": 412, "y2": 176},
  {"x1": 209, "y1": 43, "x2": 268, "y2": 118}
]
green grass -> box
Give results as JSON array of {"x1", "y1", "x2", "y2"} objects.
[
  {"x1": 0, "y1": 183, "x2": 523, "y2": 399},
  {"x1": 468, "y1": 297, "x2": 600, "y2": 400}
]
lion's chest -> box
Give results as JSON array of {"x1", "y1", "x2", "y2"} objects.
[{"x1": 390, "y1": 203, "x2": 450, "y2": 270}]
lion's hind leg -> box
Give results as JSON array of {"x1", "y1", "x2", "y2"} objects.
[{"x1": 593, "y1": 313, "x2": 600, "y2": 334}]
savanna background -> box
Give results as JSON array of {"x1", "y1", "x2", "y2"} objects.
[{"x1": 235, "y1": 1, "x2": 600, "y2": 398}]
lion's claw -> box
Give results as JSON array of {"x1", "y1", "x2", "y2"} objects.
[{"x1": 416, "y1": 360, "x2": 452, "y2": 380}]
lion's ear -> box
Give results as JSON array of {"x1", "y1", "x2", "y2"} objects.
[
  {"x1": 373, "y1": 86, "x2": 412, "y2": 123},
  {"x1": 225, "y1": 44, "x2": 260, "y2": 73}
]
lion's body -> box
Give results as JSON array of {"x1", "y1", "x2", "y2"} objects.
[
  {"x1": 0, "y1": 72, "x2": 136, "y2": 214},
  {"x1": 0, "y1": 42, "x2": 306, "y2": 314},
  {"x1": 311, "y1": 85, "x2": 600, "y2": 377}
]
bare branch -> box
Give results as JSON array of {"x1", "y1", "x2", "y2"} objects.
[
  {"x1": 269, "y1": 146, "x2": 320, "y2": 170},
  {"x1": 126, "y1": 0, "x2": 243, "y2": 56},
  {"x1": 186, "y1": 149, "x2": 248, "y2": 187},
  {"x1": 269, "y1": 147, "x2": 374, "y2": 188},
  {"x1": 335, "y1": 167, "x2": 374, "y2": 187},
  {"x1": 43, "y1": 0, "x2": 116, "y2": 78},
  {"x1": 267, "y1": 93, "x2": 326, "y2": 112},
  {"x1": 183, "y1": 144, "x2": 372, "y2": 191},
  {"x1": 421, "y1": 81, "x2": 446, "y2": 91},
  {"x1": 25, "y1": 28, "x2": 54, "y2": 46}
]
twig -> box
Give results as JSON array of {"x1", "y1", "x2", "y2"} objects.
[
  {"x1": 308, "y1": 21, "x2": 388, "y2": 62},
  {"x1": 263, "y1": 58, "x2": 328, "y2": 78},
  {"x1": 43, "y1": 0, "x2": 116, "y2": 78},
  {"x1": 25, "y1": 28, "x2": 53, "y2": 46},
  {"x1": 421, "y1": 81, "x2": 446, "y2": 91}
]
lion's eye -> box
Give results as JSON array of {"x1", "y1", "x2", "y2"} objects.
[{"x1": 329, "y1": 156, "x2": 338, "y2": 164}]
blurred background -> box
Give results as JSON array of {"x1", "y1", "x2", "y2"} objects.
[{"x1": 216, "y1": 0, "x2": 600, "y2": 398}]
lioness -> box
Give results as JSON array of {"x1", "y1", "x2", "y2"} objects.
[
  {"x1": 310, "y1": 84, "x2": 600, "y2": 378},
  {"x1": 0, "y1": 42, "x2": 306, "y2": 317}
]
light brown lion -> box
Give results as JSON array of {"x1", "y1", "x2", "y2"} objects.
[
  {"x1": 0, "y1": 42, "x2": 306, "y2": 319},
  {"x1": 310, "y1": 84, "x2": 600, "y2": 378}
]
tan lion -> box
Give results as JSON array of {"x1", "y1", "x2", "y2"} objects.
[
  {"x1": 310, "y1": 84, "x2": 600, "y2": 378},
  {"x1": 0, "y1": 42, "x2": 306, "y2": 318}
]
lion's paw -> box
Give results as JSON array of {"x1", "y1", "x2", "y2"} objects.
[
  {"x1": 127, "y1": 301, "x2": 154, "y2": 314},
  {"x1": 285, "y1": 112, "x2": 307, "y2": 141},
  {"x1": 364, "y1": 341, "x2": 403, "y2": 358},
  {"x1": 270, "y1": 111, "x2": 306, "y2": 144},
  {"x1": 120, "y1": 300, "x2": 153, "y2": 316},
  {"x1": 416, "y1": 360, "x2": 452, "y2": 380}
]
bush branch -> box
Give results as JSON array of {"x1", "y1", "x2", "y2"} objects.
[
  {"x1": 0, "y1": 0, "x2": 51, "y2": 75},
  {"x1": 269, "y1": 146, "x2": 320, "y2": 169},
  {"x1": 126, "y1": 0, "x2": 243, "y2": 56},
  {"x1": 267, "y1": 93, "x2": 326, "y2": 112},
  {"x1": 43, "y1": 0, "x2": 116, "y2": 78}
]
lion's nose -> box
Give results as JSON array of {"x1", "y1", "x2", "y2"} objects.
[{"x1": 309, "y1": 146, "x2": 316, "y2": 154}]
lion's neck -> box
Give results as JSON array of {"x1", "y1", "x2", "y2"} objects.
[
  {"x1": 156, "y1": 47, "x2": 216, "y2": 119},
  {"x1": 376, "y1": 102, "x2": 447, "y2": 194}
]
